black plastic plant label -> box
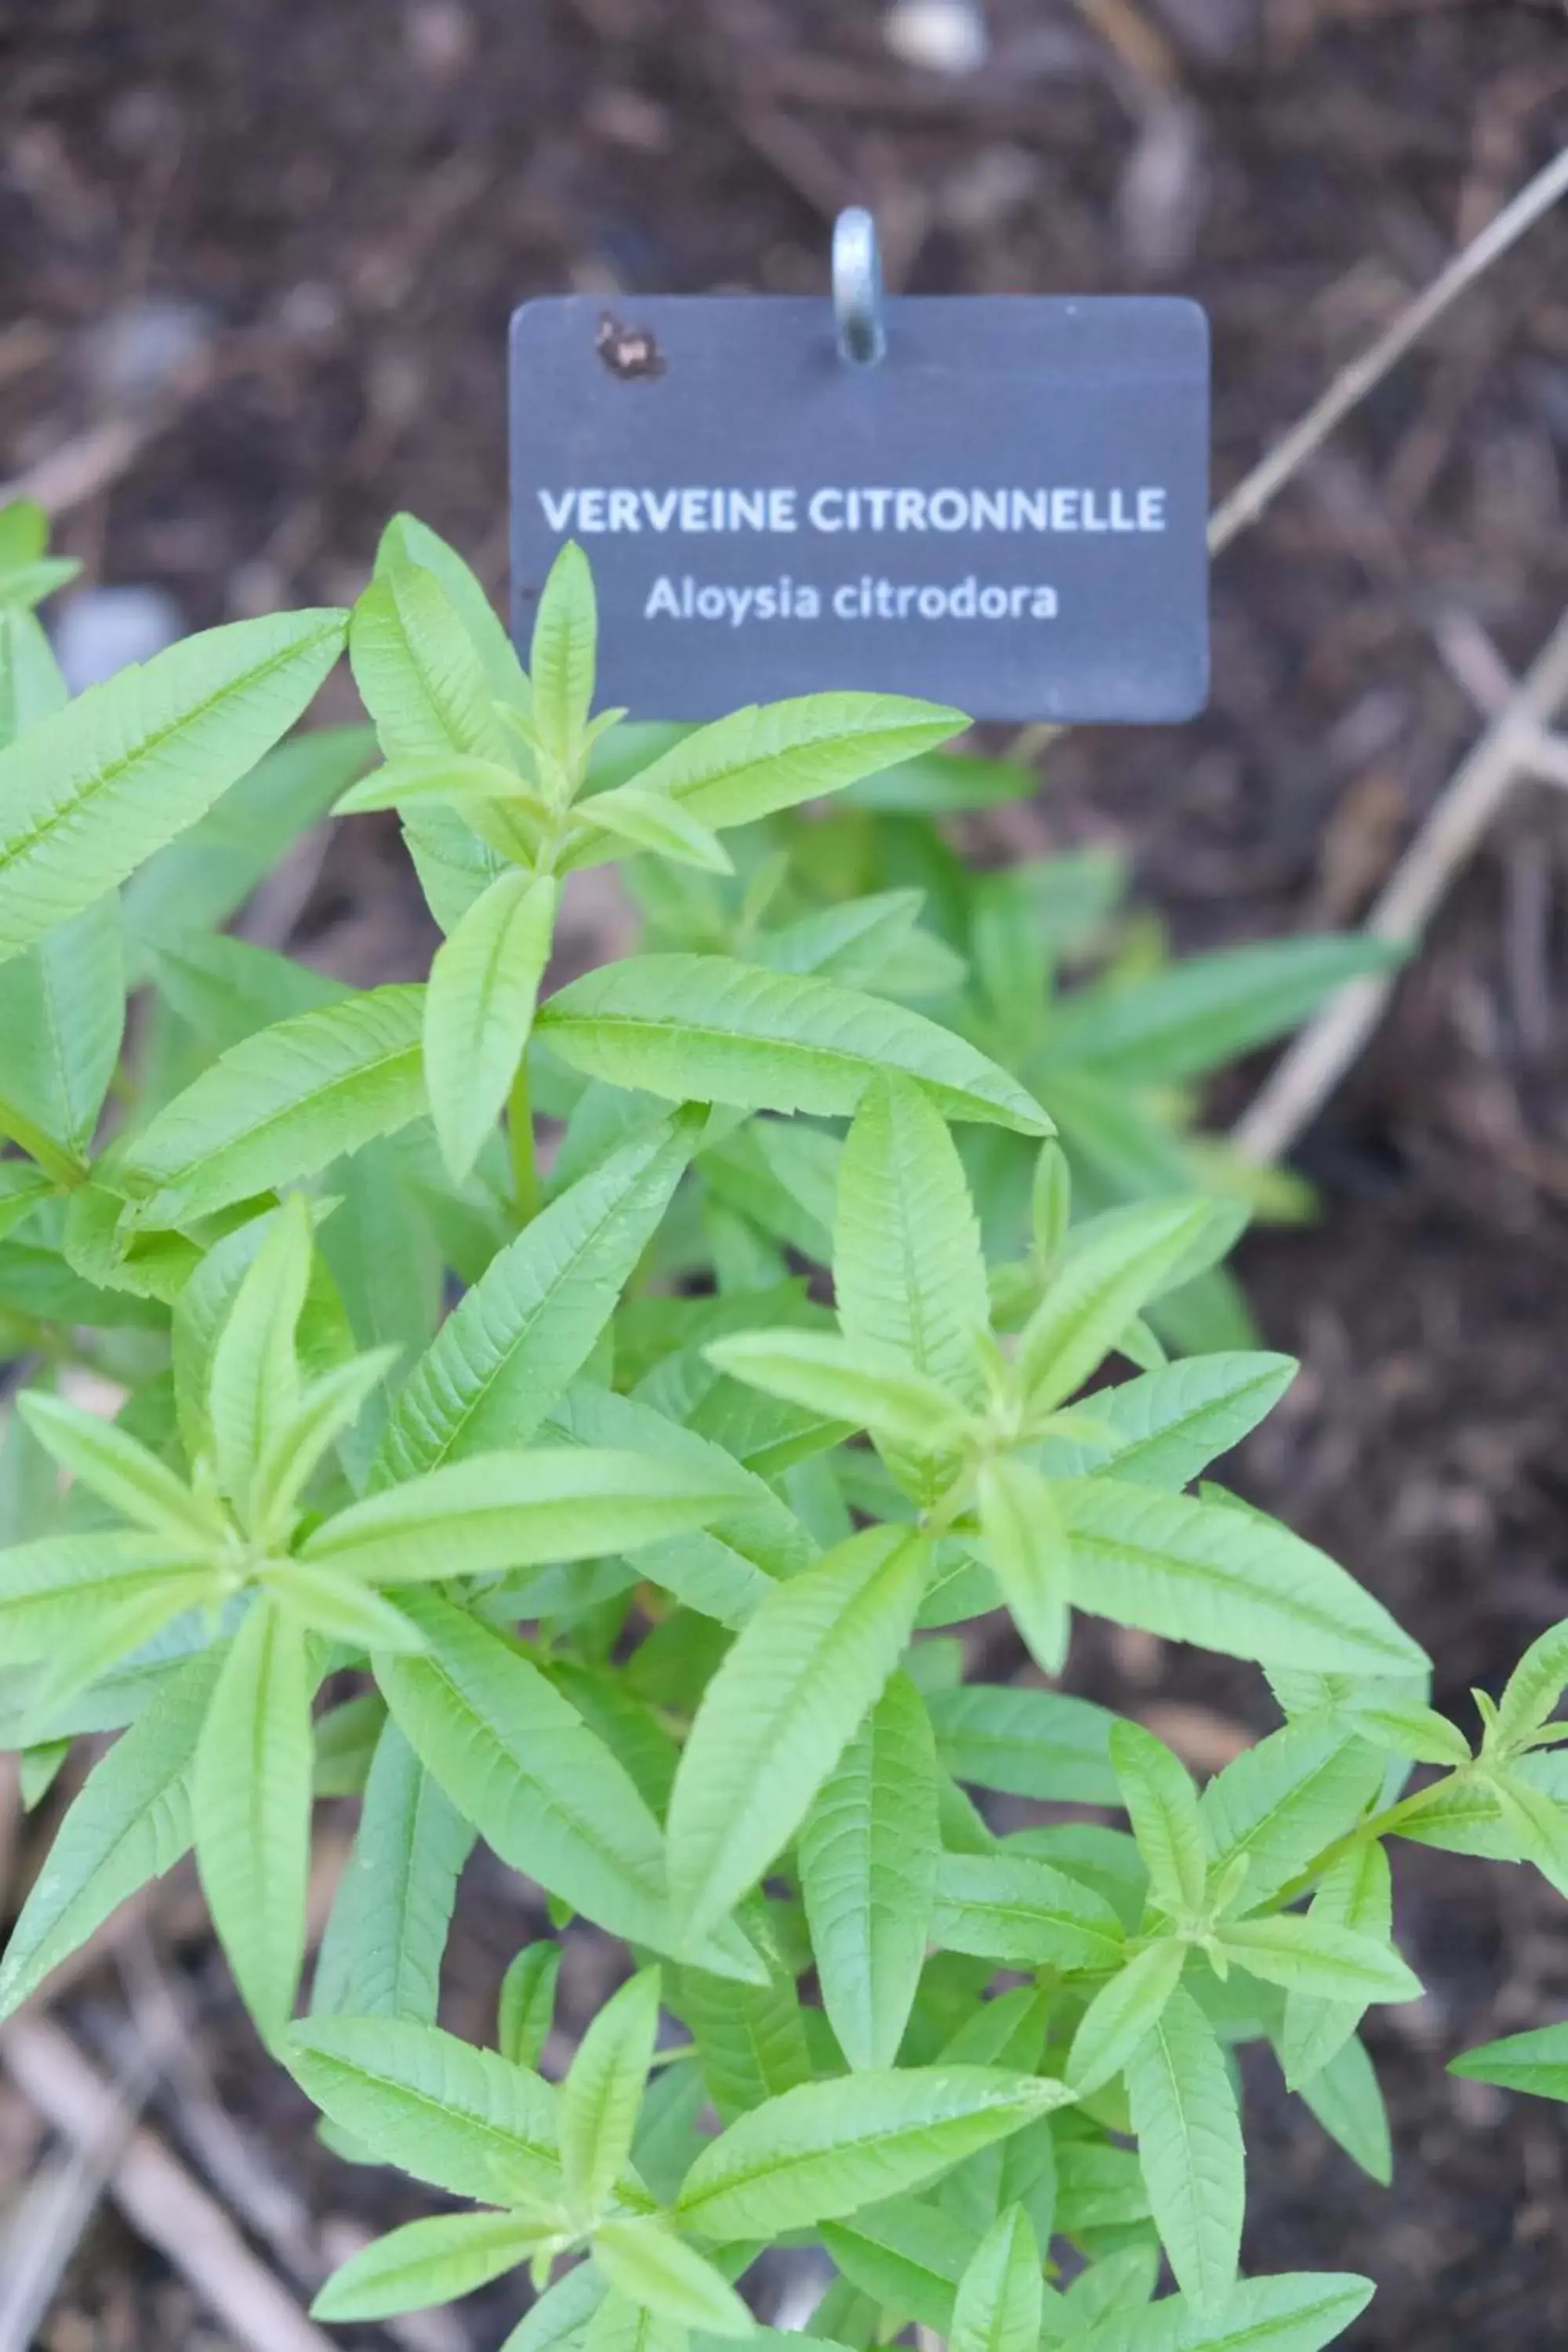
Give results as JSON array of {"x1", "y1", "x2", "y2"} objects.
[{"x1": 510, "y1": 294, "x2": 1210, "y2": 724}]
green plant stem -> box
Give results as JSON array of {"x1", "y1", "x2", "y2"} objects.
[
  {"x1": 0, "y1": 1094, "x2": 85, "y2": 1192},
  {"x1": 508, "y1": 1058, "x2": 539, "y2": 1229},
  {"x1": 1270, "y1": 1777, "x2": 1463, "y2": 1911}
]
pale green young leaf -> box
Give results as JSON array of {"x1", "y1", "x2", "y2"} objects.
[
  {"x1": 314, "y1": 2209, "x2": 552, "y2": 2323},
  {"x1": 376, "y1": 1112, "x2": 701, "y2": 1482},
  {"x1": 314, "y1": 1719, "x2": 475, "y2": 2024},
  {"x1": 948, "y1": 2205, "x2": 1041, "y2": 2352},
  {"x1": 593, "y1": 2220, "x2": 753, "y2": 2339},
  {"x1": 704, "y1": 1330, "x2": 970, "y2": 1454},
  {"x1": 350, "y1": 558, "x2": 513, "y2": 767},
  {"x1": 752, "y1": 888, "x2": 927, "y2": 983},
  {"x1": 1054, "y1": 1479, "x2": 1428, "y2": 1675},
  {"x1": 379, "y1": 512, "x2": 532, "y2": 710},
  {"x1": 1486, "y1": 1769, "x2": 1568, "y2": 1884},
  {"x1": 205, "y1": 1192, "x2": 313, "y2": 1516},
  {"x1": 1293, "y1": 2032, "x2": 1392, "y2": 2186},
  {"x1": 147, "y1": 929, "x2": 348, "y2": 1053},
  {"x1": 286, "y1": 2013, "x2": 562, "y2": 2204},
  {"x1": 666, "y1": 1526, "x2": 931, "y2": 1949},
  {"x1": 1126, "y1": 1986, "x2": 1243, "y2": 2319},
  {"x1": 1110, "y1": 1719, "x2": 1208, "y2": 1922},
  {"x1": 426, "y1": 869, "x2": 559, "y2": 1184},
  {"x1": 531, "y1": 543, "x2": 597, "y2": 776},
  {"x1": 1016, "y1": 1200, "x2": 1215, "y2": 1414},
  {"x1": 674, "y1": 2067, "x2": 1068, "y2": 2240},
  {"x1": 499, "y1": 2256, "x2": 608, "y2": 2352},
  {"x1": 537, "y1": 956, "x2": 1051, "y2": 1135},
  {"x1": 1074, "y1": 2273, "x2": 1376, "y2": 2352},
  {"x1": 121, "y1": 984, "x2": 427, "y2": 1227},
  {"x1": 193, "y1": 1599, "x2": 314, "y2": 2042},
  {"x1": 798, "y1": 1669, "x2": 938, "y2": 2072},
  {"x1": 1035, "y1": 1354, "x2": 1298, "y2": 1493},
  {"x1": 333, "y1": 753, "x2": 532, "y2": 815},
  {"x1": 304, "y1": 1447, "x2": 750, "y2": 1584},
  {"x1": 931, "y1": 1851, "x2": 1125, "y2": 1970},
  {"x1": 0, "y1": 608, "x2": 346, "y2": 961},
  {"x1": 1450, "y1": 2020, "x2": 1568, "y2": 2101},
  {"x1": 18, "y1": 1579, "x2": 217, "y2": 1746},
  {"x1": 1279, "y1": 1842, "x2": 1392, "y2": 2089},
  {"x1": 1214, "y1": 1916, "x2": 1420, "y2": 2004},
  {"x1": 977, "y1": 1456, "x2": 1072, "y2": 1678},
  {"x1": 573, "y1": 692, "x2": 967, "y2": 855},
  {"x1": 252, "y1": 1350, "x2": 399, "y2": 1541},
  {"x1": 378, "y1": 1591, "x2": 763, "y2": 1983},
  {"x1": 834, "y1": 1073, "x2": 988, "y2": 1506},
  {"x1": 499, "y1": 1944, "x2": 563, "y2": 2070},
  {"x1": 568, "y1": 784, "x2": 734, "y2": 875},
  {"x1": 16, "y1": 1391, "x2": 222, "y2": 1551},
  {"x1": 0, "y1": 895, "x2": 123, "y2": 1163},
  {"x1": 263, "y1": 1563, "x2": 426, "y2": 1652},
  {"x1": 1342, "y1": 1699, "x2": 1470, "y2": 1768},
  {"x1": 563, "y1": 1968, "x2": 661, "y2": 2220},
  {"x1": 0, "y1": 1649, "x2": 218, "y2": 2021},
  {"x1": 0, "y1": 1530, "x2": 209, "y2": 1664},
  {"x1": 169, "y1": 1194, "x2": 340, "y2": 1466},
  {"x1": 1067, "y1": 1940, "x2": 1189, "y2": 2096},
  {"x1": 1200, "y1": 1721, "x2": 1386, "y2": 1916},
  {"x1": 925, "y1": 1682, "x2": 1120, "y2": 1806},
  {"x1": 1492, "y1": 1618, "x2": 1568, "y2": 1755}
]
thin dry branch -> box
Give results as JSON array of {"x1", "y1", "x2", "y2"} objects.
[
  {"x1": 0, "y1": 2014, "x2": 336, "y2": 2352},
  {"x1": 1231, "y1": 602, "x2": 1568, "y2": 1165},
  {"x1": 1207, "y1": 143, "x2": 1568, "y2": 554}
]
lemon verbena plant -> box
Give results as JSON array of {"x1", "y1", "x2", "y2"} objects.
[{"x1": 0, "y1": 502, "x2": 1561, "y2": 2352}]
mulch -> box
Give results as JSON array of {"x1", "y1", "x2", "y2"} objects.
[{"x1": 4, "y1": 0, "x2": 1568, "y2": 2343}]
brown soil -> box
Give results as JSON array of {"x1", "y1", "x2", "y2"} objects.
[{"x1": 5, "y1": 2, "x2": 1568, "y2": 2345}]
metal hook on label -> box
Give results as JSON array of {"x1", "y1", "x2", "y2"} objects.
[{"x1": 833, "y1": 208, "x2": 886, "y2": 367}]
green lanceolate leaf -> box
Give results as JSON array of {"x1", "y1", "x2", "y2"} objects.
[
  {"x1": 925, "y1": 1682, "x2": 1120, "y2": 1807},
  {"x1": 675, "y1": 1922, "x2": 812, "y2": 2123},
  {"x1": 0, "y1": 608, "x2": 346, "y2": 961},
  {"x1": 0, "y1": 1650, "x2": 219, "y2": 2021},
  {"x1": 1294, "y1": 2032, "x2": 1392, "y2": 2185},
  {"x1": 674, "y1": 2067, "x2": 1068, "y2": 2240},
  {"x1": 666, "y1": 1526, "x2": 931, "y2": 1950},
  {"x1": 931, "y1": 1851, "x2": 1125, "y2": 1971},
  {"x1": 0, "y1": 895, "x2": 123, "y2": 1170},
  {"x1": 537, "y1": 957, "x2": 1050, "y2": 1135},
  {"x1": 314, "y1": 2210, "x2": 553, "y2": 2324},
  {"x1": 1037, "y1": 934, "x2": 1404, "y2": 1087},
  {"x1": 1492, "y1": 1618, "x2": 1568, "y2": 1755},
  {"x1": 303, "y1": 1447, "x2": 750, "y2": 1584},
  {"x1": 1067, "y1": 1940, "x2": 1189, "y2": 2097},
  {"x1": 375, "y1": 1113, "x2": 701, "y2": 1482},
  {"x1": 1200, "y1": 1720, "x2": 1385, "y2": 1916},
  {"x1": 192, "y1": 1599, "x2": 314, "y2": 2042},
  {"x1": 314, "y1": 1719, "x2": 475, "y2": 2024},
  {"x1": 0, "y1": 1529, "x2": 209, "y2": 1667},
  {"x1": 583, "y1": 2288, "x2": 684, "y2": 2352},
  {"x1": 1016, "y1": 1200, "x2": 1215, "y2": 1414},
  {"x1": 1126, "y1": 1987, "x2": 1243, "y2": 2320},
  {"x1": 531, "y1": 541, "x2": 597, "y2": 779},
  {"x1": 977, "y1": 1455, "x2": 1072, "y2": 1677},
  {"x1": 833, "y1": 1073, "x2": 989, "y2": 1504},
  {"x1": 1450, "y1": 2021, "x2": 1568, "y2": 2103},
  {"x1": 569, "y1": 783, "x2": 733, "y2": 875},
  {"x1": 1213, "y1": 1916, "x2": 1420, "y2": 2005},
  {"x1": 562, "y1": 1966, "x2": 660, "y2": 2220},
  {"x1": 798, "y1": 1670, "x2": 939, "y2": 2071},
  {"x1": 205, "y1": 1192, "x2": 312, "y2": 1518},
  {"x1": 1279, "y1": 1843, "x2": 1392, "y2": 2089},
  {"x1": 1053, "y1": 1479, "x2": 1428, "y2": 1675},
  {"x1": 377, "y1": 1591, "x2": 761, "y2": 1983},
  {"x1": 568, "y1": 692, "x2": 966, "y2": 859},
  {"x1": 426, "y1": 869, "x2": 559, "y2": 1184},
  {"x1": 704, "y1": 1330, "x2": 970, "y2": 1454},
  {"x1": 351, "y1": 552, "x2": 514, "y2": 768},
  {"x1": 286, "y1": 2013, "x2": 562, "y2": 2204},
  {"x1": 948, "y1": 2205, "x2": 1042, "y2": 2352},
  {"x1": 121, "y1": 984, "x2": 427, "y2": 1226},
  {"x1": 16, "y1": 1391, "x2": 221, "y2": 1551},
  {"x1": 818, "y1": 2195, "x2": 979, "y2": 2331},
  {"x1": 499, "y1": 1943, "x2": 563, "y2": 2071},
  {"x1": 1111, "y1": 1719, "x2": 1208, "y2": 1923},
  {"x1": 1036, "y1": 1354, "x2": 1298, "y2": 1493},
  {"x1": 593, "y1": 2220, "x2": 754, "y2": 2338}
]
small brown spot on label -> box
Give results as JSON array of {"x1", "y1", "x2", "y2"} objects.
[{"x1": 596, "y1": 314, "x2": 666, "y2": 380}]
